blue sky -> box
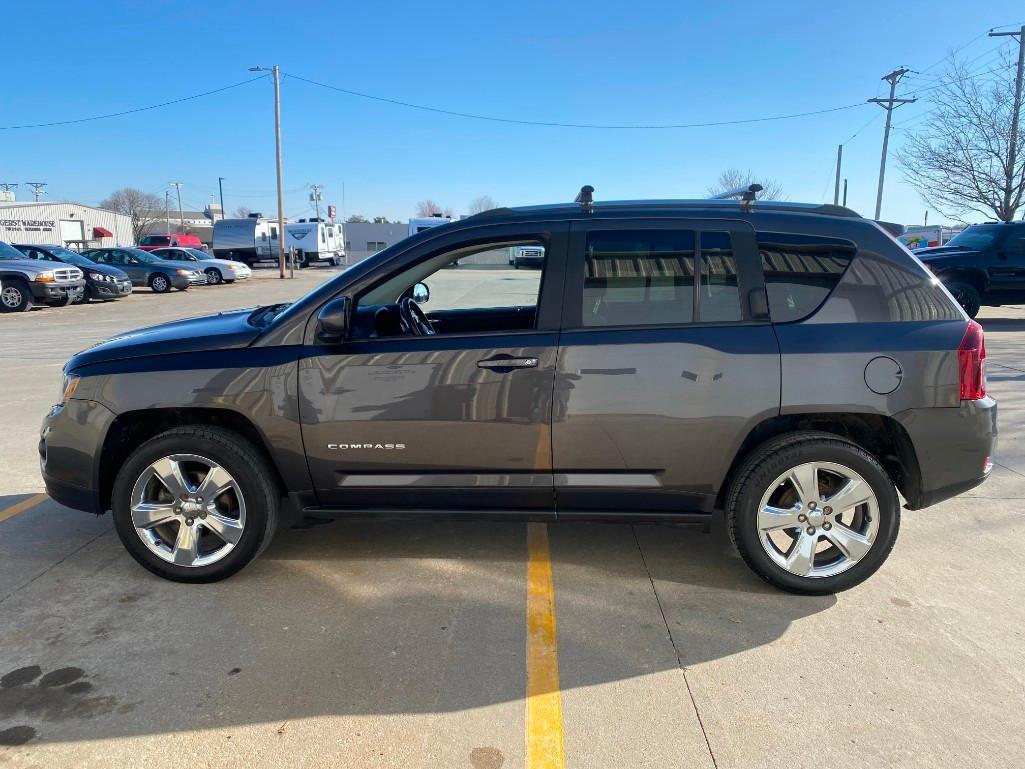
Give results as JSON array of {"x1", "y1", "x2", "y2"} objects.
[{"x1": 1, "y1": 0, "x2": 1021, "y2": 225}]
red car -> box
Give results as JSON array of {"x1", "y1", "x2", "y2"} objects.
[{"x1": 138, "y1": 234, "x2": 204, "y2": 251}]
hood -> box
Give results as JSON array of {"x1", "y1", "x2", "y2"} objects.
[
  {"x1": 80, "y1": 262, "x2": 128, "y2": 280},
  {"x1": 0, "y1": 257, "x2": 68, "y2": 276},
  {"x1": 914, "y1": 245, "x2": 977, "y2": 259},
  {"x1": 66, "y1": 308, "x2": 260, "y2": 371}
]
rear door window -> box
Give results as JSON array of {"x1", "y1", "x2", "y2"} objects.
[{"x1": 757, "y1": 233, "x2": 854, "y2": 322}]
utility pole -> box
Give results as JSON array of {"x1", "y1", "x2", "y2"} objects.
[
  {"x1": 989, "y1": 25, "x2": 1025, "y2": 221},
  {"x1": 869, "y1": 67, "x2": 916, "y2": 220},
  {"x1": 309, "y1": 183, "x2": 323, "y2": 219},
  {"x1": 25, "y1": 182, "x2": 47, "y2": 201},
  {"x1": 833, "y1": 144, "x2": 843, "y2": 205},
  {"x1": 218, "y1": 177, "x2": 226, "y2": 221},
  {"x1": 164, "y1": 191, "x2": 171, "y2": 233},
  {"x1": 169, "y1": 182, "x2": 185, "y2": 232},
  {"x1": 249, "y1": 65, "x2": 286, "y2": 278},
  {"x1": 842, "y1": 179, "x2": 848, "y2": 207}
]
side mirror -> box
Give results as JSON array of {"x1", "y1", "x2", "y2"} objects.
[
  {"x1": 412, "y1": 282, "x2": 430, "y2": 304},
  {"x1": 317, "y1": 296, "x2": 350, "y2": 342}
]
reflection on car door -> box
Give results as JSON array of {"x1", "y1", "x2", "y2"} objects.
[
  {"x1": 298, "y1": 222, "x2": 569, "y2": 513},
  {"x1": 552, "y1": 219, "x2": 781, "y2": 516}
]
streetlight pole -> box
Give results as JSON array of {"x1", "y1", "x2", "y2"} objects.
[
  {"x1": 170, "y1": 181, "x2": 185, "y2": 233},
  {"x1": 218, "y1": 176, "x2": 226, "y2": 220},
  {"x1": 250, "y1": 65, "x2": 286, "y2": 278}
]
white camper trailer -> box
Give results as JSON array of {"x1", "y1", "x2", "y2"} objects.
[
  {"x1": 284, "y1": 219, "x2": 345, "y2": 267},
  {"x1": 408, "y1": 214, "x2": 453, "y2": 237},
  {"x1": 211, "y1": 215, "x2": 285, "y2": 266}
]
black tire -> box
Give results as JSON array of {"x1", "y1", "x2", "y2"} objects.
[
  {"x1": 111, "y1": 426, "x2": 280, "y2": 583},
  {"x1": 72, "y1": 288, "x2": 87, "y2": 304},
  {"x1": 945, "y1": 281, "x2": 981, "y2": 318},
  {"x1": 205, "y1": 268, "x2": 223, "y2": 285},
  {"x1": 149, "y1": 273, "x2": 171, "y2": 293},
  {"x1": 726, "y1": 431, "x2": 900, "y2": 595},
  {"x1": 0, "y1": 279, "x2": 32, "y2": 312}
]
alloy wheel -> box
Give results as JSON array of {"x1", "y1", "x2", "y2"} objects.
[
  {"x1": 756, "y1": 461, "x2": 879, "y2": 578},
  {"x1": 129, "y1": 454, "x2": 246, "y2": 567},
  {"x1": 205, "y1": 269, "x2": 221, "y2": 285},
  {"x1": 2, "y1": 286, "x2": 24, "y2": 309}
]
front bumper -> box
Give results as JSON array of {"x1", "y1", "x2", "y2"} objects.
[
  {"x1": 39, "y1": 398, "x2": 116, "y2": 515},
  {"x1": 29, "y1": 281, "x2": 86, "y2": 300},
  {"x1": 88, "y1": 278, "x2": 132, "y2": 299},
  {"x1": 898, "y1": 396, "x2": 998, "y2": 509},
  {"x1": 228, "y1": 267, "x2": 251, "y2": 280},
  {"x1": 186, "y1": 272, "x2": 208, "y2": 286}
]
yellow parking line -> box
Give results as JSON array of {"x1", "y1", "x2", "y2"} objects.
[
  {"x1": 0, "y1": 493, "x2": 48, "y2": 524},
  {"x1": 526, "y1": 522, "x2": 565, "y2": 769}
]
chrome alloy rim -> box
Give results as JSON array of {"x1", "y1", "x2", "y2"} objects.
[
  {"x1": 152, "y1": 276, "x2": 168, "y2": 291},
  {"x1": 130, "y1": 454, "x2": 246, "y2": 567},
  {"x1": 205, "y1": 269, "x2": 221, "y2": 284},
  {"x1": 2, "y1": 286, "x2": 23, "y2": 308},
  {"x1": 757, "y1": 461, "x2": 879, "y2": 578}
]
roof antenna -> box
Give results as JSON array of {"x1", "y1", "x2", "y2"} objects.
[
  {"x1": 575, "y1": 185, "x2": 594, "y2": 212},
  {"x1": 712, "y1": 183, "x2": 762, "y2": 206}
]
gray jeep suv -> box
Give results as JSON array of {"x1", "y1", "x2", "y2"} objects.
[{"x1": 39, "y1": 193, "x2": 997, "y2": 593}]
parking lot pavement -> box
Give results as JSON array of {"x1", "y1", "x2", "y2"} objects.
[{"x1": 1, "y1": 281, "x2": 1023, "y2": 767}]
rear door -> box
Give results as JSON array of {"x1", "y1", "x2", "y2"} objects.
[
  {"x1": 552, "y1": 218, "x2": 780, "y2": 516},
  {"x1": 987, "y1": 232, "x2": 1025, "y2": 294}
]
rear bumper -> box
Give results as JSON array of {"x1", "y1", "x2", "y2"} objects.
[{"x1": 897, "y1": 396, "x2": 997, "y2": 510}]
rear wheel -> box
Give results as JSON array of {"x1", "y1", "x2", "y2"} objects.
[
  {"x1": 0, "y1": 280, "x2": 32, "y2": 312},
  {"x1": 149, "y1": 273, "x2": 171, "y2": 293},
  {"x1": 946, "y1": 281, "x2": 981, "y2": 318},
  {"x1": 726, "y1": 432, "x2": 900, "y2": 594},
  {"x1": 112, "y1": 426, "x2": 279, "y2": 582}
]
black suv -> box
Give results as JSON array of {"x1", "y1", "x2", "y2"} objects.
[
  {"x1": 39, "y1": 194, "x2": 997, "y2": 593},
  {"x1": 916, "y1": 222, "x2": 1025, "y2": 317}
]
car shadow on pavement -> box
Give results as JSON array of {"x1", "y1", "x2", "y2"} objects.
[
  {"x1": 978, "y1": 317, "x2": 1025, "y2": 333},
  {"x1": 0, "y1": 512, "x2": 833, "y2": 745}
]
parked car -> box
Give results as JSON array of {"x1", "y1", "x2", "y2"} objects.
[
  {"x1": 150, "y1": 248, "x2": 251, "y2": 285},
  {"x1": 79, "y1": 247, "x2": 206, "y2": 293},
  {"x1": 512, "y1": 244, "x2": 545, "y2": 269},
  {"x1": 40, "y1": 191, "x2": 995, "y2": 593},
  {"x1": 0, "y1": 240, "x2": 85, "y2": 312},
  {"x1": 12, "y1": 243, "x2": 132, "y2": 303},
  {"x1": 138, "y1": 234, "x2": 205, "y2": 252},
  {"x1": 915, "y1": 221, "x2": 1025, "y2": 318}
]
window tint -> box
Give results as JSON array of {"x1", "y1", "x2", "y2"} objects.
[
  {"x1": 698, "y1": 232, "x2": 742, "y2": 322},
  {"x1": 757, "y1": 232, "x2": 854, "y2": 322}
]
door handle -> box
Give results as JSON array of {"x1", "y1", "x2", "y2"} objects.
[{"x1": 478, "y1": 356, "x2": 539, "y2": 370}]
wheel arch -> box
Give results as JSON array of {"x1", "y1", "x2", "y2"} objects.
[
  {"x1": 98, "y1": 407, "x2": 287, "y2": 512},
  {"x1": 934, "y1": 267, "x2": 987, "y2": 292},
  {"x1": 715, "y1": 412, "x2": 922, "y2": 511}
]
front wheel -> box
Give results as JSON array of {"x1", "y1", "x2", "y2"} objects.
[
  {"x1": 149, "y1": 273, "x2": 171, "y2": 293},
  {"x1": 726, "y1": 432, "x2": 900, "y2": 594},
  {"x1": 945, "y1": 281, "x2": 981, "y2": 318},
  {"x1": 205, "y1": 268, "x2": 223, "y2": 285},
  {"x1": 111, "y1": 426, "x2": 280, "y2": 582},
  {"x1": 0, "y1": 280, "x2": 32, "y2": 312}
]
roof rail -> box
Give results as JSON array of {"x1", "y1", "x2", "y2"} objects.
[{"x1": 711, "y1": 183, "x2": 763, "y2": 204}]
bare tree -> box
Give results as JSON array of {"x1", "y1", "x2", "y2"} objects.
[
  {"x1": 99, "y1": 188, "x2": 164, "y2": 244},
  {"x1": 345, "y1": 214, "x2": 368, "y2": 223},
  {"x1": 468, "y1": 195, "x2": 499, "y2": 214},
  {"x1": 233, "y1": 206, "x2": 252, "y2": 218},
  {"x1": 416, "y1": 199, "x2": 453, "y2": 218},
  {"x1": 898, "y1": 52, "x2": 1024, "y2": 222},
  {"x1": 707, "y1": 169, "x2": 784, "y2": 200},
  {"x1": 372, "y1": 216, "x2": 390, "y2": 223}
]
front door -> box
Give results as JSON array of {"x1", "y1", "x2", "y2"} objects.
[
  {"x1": 299, "y1": 222, "x2": 569, "y2": 513},
  {"x1": 552, "y1": 218, "x2": 781, "y2": 516},
  {"x1": 987, "y1": 234, "x2": 1025, "y2": 295}
]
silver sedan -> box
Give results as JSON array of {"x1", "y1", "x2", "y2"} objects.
[{"x1": 150, "y1": 248, "x2": 252, "y2": 285}]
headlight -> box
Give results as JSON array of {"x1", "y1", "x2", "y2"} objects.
[
  {"x1": 35, "y1": 271, "x2": 55, "y2": 283},
  {"x1": 60, "y1": 375, "x2": 80, "y2": 404},
  {"x1": 88, "y1": 272, "x2": 108, "y2": 281}
]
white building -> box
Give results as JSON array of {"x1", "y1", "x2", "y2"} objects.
[{"x1": 0, "y1": 201, "x2": 133, "y2": 248}]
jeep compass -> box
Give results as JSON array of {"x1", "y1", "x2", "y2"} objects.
[{"x1": 39, "y1": 192, "x2": 997, "y2": 593}]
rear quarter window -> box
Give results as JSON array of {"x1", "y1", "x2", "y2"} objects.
[{"x1": 758, "y1": 232, "x2": 854, "y2": 322}]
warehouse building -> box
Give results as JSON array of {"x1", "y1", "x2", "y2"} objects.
[{"x1": 0, "y1": 201, "x2": 132, "y2": 248}]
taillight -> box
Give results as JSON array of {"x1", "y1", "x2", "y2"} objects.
[{"x1": 958, "y1": 320, "x2": 986, "y2": 400}]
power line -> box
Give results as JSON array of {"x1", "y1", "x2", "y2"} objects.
[
  {"x1": 285, "y1": 72, "x2": 868, "y2": 129},
  {"x1": 0, "y1": 76, "x2": 267, "y2": 130}
]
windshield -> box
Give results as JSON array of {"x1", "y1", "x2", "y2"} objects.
[
  {"x1": 945, "y1": 226, "x2": 999, "y2": 251},
  {"x1": 0, "y1": 241, "x2": 26, "y2": 260},
  {"x1": 47, "y1": 247, "x2": 94, "y2": 267},
  {"x1": 186, "y1": 248, "x2": 214, "y2": 260}
]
